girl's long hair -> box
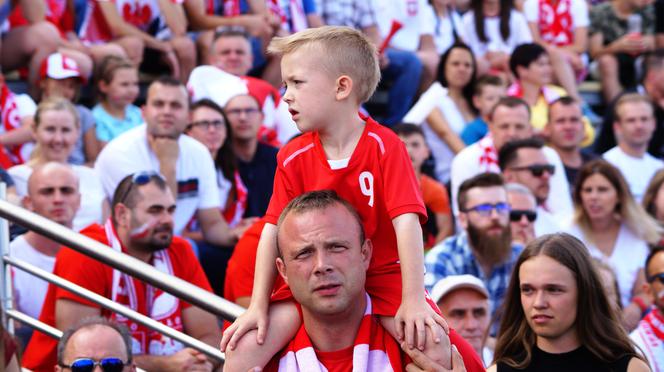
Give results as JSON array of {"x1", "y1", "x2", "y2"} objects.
[{"x1": 471, "y1": 0, "x2": 513, "y2": 43}]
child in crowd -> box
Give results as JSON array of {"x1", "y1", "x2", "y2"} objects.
[
  {"x1": 39, "y1": 53, "x2": 97, "y2": 165},
  {"x1": 92, "y1": 56, "x2": 142, "y2": 151},
  {"x1": 220, "y1": 26, "x2": 484, "y2": 372},
  {"x1": 461, "y1": 75, "x2": 506, "y2": 145},
  {"x1": 394, "y1": 123, "x2": 453, "y2": 248}
]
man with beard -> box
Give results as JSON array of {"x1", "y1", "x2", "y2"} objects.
[
  {"x1": 23, "y1": 172, "x2": 221, "y2": 372},
  {"x1": 425, "y1": 172, "x2": 523, "y2": 323}
]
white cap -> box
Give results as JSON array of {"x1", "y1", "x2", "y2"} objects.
[
  {"x1": 40, "y1": 53, "x2": 84, "y2": 82},
  {"x1": 430, "y1": 275, "x2": 489, "y2": 304}
]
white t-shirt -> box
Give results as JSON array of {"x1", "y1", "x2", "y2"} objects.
[
  {"x1": 373, "y1": 0, "x2": 435, "y2": 52},
  {"x1": 603, "y1": 147, "x2": 664, "y2": 202},
  {"x1": 461, "y1": 9, "x2": 533, "y2": 57},
  {"x1": 523, "y1": 0, "x2": 589, "y2": 36},
  {"x1": 94, "y1": 124, "x2": 220, "y2": 235},
  {"x1": 9, "y1": 235, "x2": 55, "y2": 320},
  {"x1": 566, "y1": 223, "x2": 649, "y2": 307},
  {"x1": 422, "y1": 4, "x2": 465, "y2": 54},
  {"x1": 403, "y1": 82, "x2": 467, "y2": 183},
  {"x1": 631, "y1": 321, "x2": 664, "y2": 372},
  {"x1": 8, "y1": 164, "x2": 105, "y2": 232},
  {"x1": 535, "y1": 206, "x2": 562, "y2": 236}
]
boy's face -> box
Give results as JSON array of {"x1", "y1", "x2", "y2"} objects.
[
  {"x1": 399, "y1": 133, "x2": 429, "y2": 172},
  {"x1": 41, "y1": 77, "x2": 79, "y2": 101},
  {"x1": 281, "y1": 45, "x2": 340, "y2": 132},
  {"x1": 473, "y1": 85, "x2": 505, "y2": 118}
]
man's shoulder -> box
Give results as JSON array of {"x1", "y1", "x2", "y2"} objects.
[
  {"x1": 179, "y1": 133, "x2": 215, "y2": 158},
  {"x1": 99, "y1": 125, "x2": 147, "y2": 155},
  {"x1": 427, "y1": 234, "x2": 470, "y2": 260},
  {"x1": 453, "y1": 142, "x2": 482, "y2": 165},
  {"x1": 55, "y1": 224, "x2": 109, "y2": 270}
]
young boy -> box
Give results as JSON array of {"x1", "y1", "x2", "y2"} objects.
[
  {"x1": 221, "y1": 26, "x2": 484, "y2": 371},
  {"x1": 393, "y1": 123, "x2": 453, "y2": 248},
  {"x1": 460, "y1": 75, "x2": 506, "y2": 145}
]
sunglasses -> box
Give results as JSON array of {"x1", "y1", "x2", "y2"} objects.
[
  {"x1": 648, "y1": 272, "x2": 664, "y2": 284},
  {"x1": 509, "y1": 209, "x2": 537, "y2": 222},
  {"x1": 509, "y1": 164, "x2": 555, "y2": 177},
  {"x1": 60, "y1": 357, "x2": 128, "y2": 372},
  {"x1": 119, "y1": 171, "x2": 165, "y2": 205},
  {"x1": 463, "y1": 202, "x2": 511, "y2": 217}
]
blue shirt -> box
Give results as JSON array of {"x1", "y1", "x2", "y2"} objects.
[
  {"x1": 460, "y1": 117, "x2": 488, "y2": 145},
  {"x1": 424, "y1": 233, "x2": 522, "y2": 318},
  {"x1": 93, "y1": 104, "x2": 143, "y2": 143}
]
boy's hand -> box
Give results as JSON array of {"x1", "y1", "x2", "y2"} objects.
[
  {"x1": 219, "y1": 304, "x2": 269, "y2": 351},
  {"x1": 394, "y1": 298, "x2": 449, "y2": 351}
]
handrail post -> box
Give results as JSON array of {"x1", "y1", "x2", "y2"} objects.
[{"x1": 0, "y1": 182, "x2": 13, "y2": 333}]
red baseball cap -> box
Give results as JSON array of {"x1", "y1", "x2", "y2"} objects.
[{"x1": 40, "y1": 53, "x2": 86, "y2": 83}]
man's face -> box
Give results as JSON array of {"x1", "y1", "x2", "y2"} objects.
[
  {"x1": 504, "y1": 148, "x2": 553, "y2": 205},
  {"x1": 276, "y1": 204, "x2": 372, "y2": 319},
  {"x1": 437, "y1": 289, "x2": 490, "y2": 355},
  {"x1": 507, "y1": 191, "x2": 537, "y2": 246},
  {"x1": 124, "y1": 183, "x2": 176, "y2": 253},
  {"x1": 490, "y1": 105, "x2": 532, "y2": 150},
  {"x1": 226, "y1": 94, "x2": 263, "y2": 142},
  {"x1": 399, "y1": 133, "x2": 430, "y2": 172},
  {"x1": 547, "y1": 103, "x2": 585, "y2": 151},
  {"x1": 143, "y1": 83, "x2": 190, "y2": 139},
  {"x1": 25, "y1": 166, "x2": 80, "y2": 228},
  {"x1": 210, "y1": 36, "x2": 253, "y2": 76},
  {"x1": 614, "y1": 101, "x2": 656, "y2": 150},
  {"x1": 55, "y1": 325, "x2": 133, "y2": 372},
  {"x1": 646, "y1": 251, "x2": 664, "y2": 312}
]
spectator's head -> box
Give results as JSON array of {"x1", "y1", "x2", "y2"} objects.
[
  {"x1": 225, "y1": 94, "x2": 263, "y2": 143},
  {"x1": 509, "y1": 43, "x2": 552, "y2": 86},
  {"x1": 545, "y1": 97, "x2": 585, "y2": 153},
  {"x1": 144, "y1": 76, "x2": 190, "y2": 139},
  {"x1": 56, "y1": 317, "x2": 135, "y2": 372},
  {"x1": 276, "y1": 190, "x2": 370, "y2": 319},
  {"x1": 94, "y1": 55, "x2": 139, "y2": 107},
  {"x1": 431, "y1": 275, "x2": 490, "y2": 356},
  {"x1": 494, "y1": 233, "x2": 640, "y2": 369},
  {"x1": 40, "y1": 52, "x2": 85, "y2": 102},
  {"x1": 505, "y1": 183, "x2": 537, "y2": 246},
  {"x1": 472, "y1": 75, "x2": 506, "y2": 119},
  {"x1": 457, "y1": 173, "x2": 512, "y2": 266},
  {"x1": 573, "y1": 159, "x2": 662, "y2": 245},
  {"x1": 437, "y1": 43, "x2": 477, "y2": 108},
  {"x1": 24, "y1": 162, "x2": 80, "y2": 228},
  {"x1": 187, "y1": 99, "x2": 231, "y2": 156},
  {"x1": 643, "y1": 169, "x2": 664, "y2": 222},
  {"x1": 592, "y1": 258, "x2": 622, "y2": 314},
  {"x1": 613, "y1": 93, "x2": 656, "y2": 155},
  {"x1": 268, "y1": 26, "x2": 380, "y2": 109},
  {"x1": 488, "y1": 96, "x2": 532, "y2": 150},
  {"x1": 111, "y1": 172, "x2": 175, "y2": 253},
  {"x1": 470, "y1": 0, "x2": 514, "y2": 44},
  {"x1": 209, "y1": 28, "x2": 254, "y2": 77},
  {"x1": 645, "y1": 246, "x2": 664, "y2": 313},
  {"x1": 642, "y1": 49, "x2": 664, "y2": 108},
  {"x1": 500, "y1": 138, "x2": 553, "y2": 205},
  {"x1": 32, "y1": 96, "x2": 80, "y2": 163},
  {"x1": 393, "y1": 123, "x2": 430, "y2": 173}
]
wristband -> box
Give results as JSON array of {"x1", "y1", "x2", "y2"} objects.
[{"x1": 632, "y1": 297, "x2": 648, "y2": 313}]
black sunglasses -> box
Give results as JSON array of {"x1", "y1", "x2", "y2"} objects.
[
  {"x1": 509, "y1": 164, "x2": 555, "y2": 177},
  {"x1": 60, "y1": 357, "x2": 129, "y2": 372},
  {"x1": 648, "y1": 272, "x2": 664, "y2": 284},
  {"x1": 509, "y1": 209, "x2": 537, "y2": 222}
]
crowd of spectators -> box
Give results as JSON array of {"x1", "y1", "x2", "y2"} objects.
[{"x1": 0, "y1": 0, "x2": 663, "y2": 371}]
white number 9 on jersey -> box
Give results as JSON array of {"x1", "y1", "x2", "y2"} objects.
[{"x1": 359, "y1": 171, "x2": 374, "y2": 207}]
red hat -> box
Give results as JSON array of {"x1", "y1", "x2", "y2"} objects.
[{"x1": 40, "y1": 53, "x2": 85, "y2": 83}]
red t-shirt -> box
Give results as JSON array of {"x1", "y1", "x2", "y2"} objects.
[{"x1": 22, "y1": 223, "x2": 213, "y2": 372}]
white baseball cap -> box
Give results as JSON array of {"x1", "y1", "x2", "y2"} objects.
[
  {"x1": 430, "y1": 275, "x2": 489, "y2": 304},
  {"x1": 40, "y1": 53, "x2": 85, "y2": 83}
]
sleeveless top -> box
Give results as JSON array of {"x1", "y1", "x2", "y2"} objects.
[{"x1": 497, "y1": 346, "x2": 632, "y2": 372}]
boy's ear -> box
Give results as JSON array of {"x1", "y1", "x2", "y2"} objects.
[
  {"x1": 472, "y1": 94, "x2": 481, "y2": 111},
  {"x1": 335, "y1": 75, "x2": 353, "y2": 101}
]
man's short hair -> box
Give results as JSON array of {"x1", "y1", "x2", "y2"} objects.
[
  {"x1": 277, "y1": 190, "x2": 366, "y2": 256},
  {"x1": 473, "y1": 74, "x2": 504, "y2": 96},
  {"x1": 547, "y1": 96, "x2": 578, "y2": 122},
  {"x1": 267, "y1": 26, "x2": 380, "y2": 104},
  {"x1": 392, "y1": 123, "x2": 426, "y2": 139},
  {"x1": 498, "y1": 137, "x2": 545, "y2": 171},
  {"x1": 111, "y1": 172, "x2": 169, "y2": 222},
  {"x1": 57, "y1": 317, "x2": 133, "y2": 365},
  {"x1": 645, "y1": 245, "x2": 664, "y2": 279},
  {"x1": 489, "y1": 96, "x2": 531, "y2": 121},
  {"x1": 505, "y1": 182, "x2": 537, "y2": 205},
  {"x1": 457, "y1": 173, "x2": 505, "y2": 210},
  {"x1": 213, "y1": 27, "x2": 251, "y2": 43},
  {"x1": 509, "y1": 43, "x2": 547, "y2": 79},
  {"x1": 613, "y1": 93, "x2": 654, "y2": 122}
]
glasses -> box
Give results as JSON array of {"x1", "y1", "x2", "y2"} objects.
[
  {"x1": 118, "y1": 171, "x2": 164, "y2": 205},
  {"x1": 190, "y1": 119, "x2": 224, "y2": 130},
  {"x1": 60, "y1": 357, "x2": 129, "y2": 372},
  {"x1": 462, "y1": 202, "x2": 510, "y2": 217},
  {"x1": 648, "y1": 272, "x2": 664, "y2": 284},
  {"x1": 509, "y1": 209, "x2": 537, "y2": 222},
  {"x1": 225, "y1": 108, "x2": 260, "y2": 117},
  {"x1": 509, "y1": 164, "x2": 555, "y2": 177}
]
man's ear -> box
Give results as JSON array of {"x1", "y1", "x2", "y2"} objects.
[
  {"x1": 361, "y1": 239, "x2": 373, "y2": 270},
  {"x1": 276, "y1": 257, "x2": 289, "y2": 286},
  {"x1": 22, "y1": 195, "x2": 32, "y2": 211},
  {"x1": 458, "y1": 212, "x2": 469, "y2": 231},
  {"x1": 113, "y1": 203, "x2": 130, "y2": 229},
  {"x1": 335, "y1": 75, "x2": 353, "y2": 101},
  {"x1": 503, "y1": 169, "x2": 516, "y2": 182}
]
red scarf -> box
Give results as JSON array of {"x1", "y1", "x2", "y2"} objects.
[
  {"x1": 222, "y1": 170, "x2": 248, "y2": 227},
  {"x1": 538, "y1": 0, "x2": 574, "y2": 46},
  {"x1": 477, "y1": 136, "x2": 500, "y2": 173},
  {"x1": 644, "y1": 307, "x2": 664, "y2": 341}
]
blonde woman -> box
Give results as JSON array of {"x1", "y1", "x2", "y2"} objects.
[{"x1": 8, "y1": 97, "x2": 107, "y2": 231}]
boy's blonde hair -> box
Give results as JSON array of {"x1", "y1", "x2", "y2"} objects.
[{"x1": 268, "y1": 26, "x2": 380, "y2": 104}]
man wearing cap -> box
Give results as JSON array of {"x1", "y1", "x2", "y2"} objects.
[{"x1": 431, "y1": 275, "x2": 493, "y2": 367}]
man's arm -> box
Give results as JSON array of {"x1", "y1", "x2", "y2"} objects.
[
  {"x1": 183, "y1": 0, "x2": 271, "y2": 37},
  {"x1": 158, "y1": 0, "x2": 188, "y2": 36},
  {"x1": 55, "y1": 299, "x2": 101, "y2": 331},
  {"x1": 182, "y1": 305, "x2": 222, "y2": 352},
  {"x1": 197, "y1": 207, "x2": 236, "y2": 246}
]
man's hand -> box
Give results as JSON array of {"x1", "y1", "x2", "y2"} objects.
[
  {"x1": 166, "y1": 348, "x2": 213, "y2": 372},
  {"x1": 613, "y1": 34, "x2": 649, "y2": 55},
  {"x1": 394, "y1": 298, "x2": 449, "y2": 351},
  {"x1": 403, "y1": 344, "x2": 467, "y2": 372},
  {"x1": 149, "y1": 135, "x2": 180, "y2": 163},
  {"x1": 237, "y1": 14, "x2": 273, "y2": 38}
]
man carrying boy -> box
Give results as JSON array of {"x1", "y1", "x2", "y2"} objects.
[{"x1": 221, "y1": 26, "x2": 484, "y2": 372}]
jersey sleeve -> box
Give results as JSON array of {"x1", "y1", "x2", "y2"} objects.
[
  {"x1": 381, "y1": 136, "x2": 427, "y2": 222},
  {"x1": 264, "y1": 150, "x2": 296, "y2": 225},
  {"x1": 195, "y1": 148, "x2": 222, "y2": 211},
  {"x1": 172, "y1": 239, "x2": 213, "y2": 309},
  {"x1": 54, "y1": 248, "x2": 109, "y2": 308}
]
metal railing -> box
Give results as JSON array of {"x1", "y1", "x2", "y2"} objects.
[{"x1": 0, "y1": 197, "x2": 246, "y2": 364}]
